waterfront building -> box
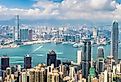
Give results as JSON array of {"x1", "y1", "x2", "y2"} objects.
[
  {"x1": 28, "y1": 29, "x2": 33, "y2": 41},
  {"x1": 24, "y1": 55, "x2": 32, "y2": 69},
  {"x1": 77, "y1": 50, "x2": 83, "y2": 65},
  {"x1": 1, "y1": 56, "x2": 10, "y2": 81},
  {"x1": 20, "y1": 28, "x2": 29, "y2": 41},
  {"x1": 47, "y1": 50, "x2": 57, "y2": 67},
  {"x1": 111, "y1": 21, "x2": 119, "y2": 63},
  {"x1": 1, "y1": 56, "x2": 9, "y2": 71}
]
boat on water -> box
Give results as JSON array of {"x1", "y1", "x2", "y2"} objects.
[
  {"x1": 73, "y1": 42, "x2": 83, "y2": 48},
  {"x1": 62, "y1": 42, "x2": 75, "y2": 45}
]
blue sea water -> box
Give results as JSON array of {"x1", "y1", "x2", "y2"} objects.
[{"x1": 0, "y1": 43, "x2": 121, "y2": 67}]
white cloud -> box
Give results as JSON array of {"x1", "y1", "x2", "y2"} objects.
[{"x1": 0, "y1": 0, "x2": 121, "y2": 22}]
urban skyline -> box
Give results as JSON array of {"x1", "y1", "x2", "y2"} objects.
[{"x1": 0, "y1": 0, "x2": 121, "y2": 82}]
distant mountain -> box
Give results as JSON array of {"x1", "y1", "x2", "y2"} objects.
[{"x1": 0, "y1": 19, "x2": 120, "y2": 27}]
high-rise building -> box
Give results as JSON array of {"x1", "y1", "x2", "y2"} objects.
[
  {"x1": 47, "y1": 50, "x2": 57, "y2": 67},
  {"x1": 82, "y1": 41, "x2": 87, "y2": 78},
  {"x1": 47, "y1": 68, "x2": 59, "y2": 82},
  {"x1": 21, "y1": 72, "x2": 28, "y2": 82},
  {"x1": 77, "y1": 50, "x2": 83, "y2": 65},
  {"x1": 97, "y1": 47, "x2": 104, "y2": 58},
  {"x1": 97, "y1": 47, "x2": 104, "y2": 74},
  {"x1": 1, "y1": 56, "x2": 9, "y2": 80},
  {"x1": 16, "y1": 15, "x2": 20, "y2": 40},
  {"x1": 93, "y1": 27, "x2": 98, "y2": 42},
  {"x1": 82, "y1": 40, "x2": 91, "y2": 79},
  {"x1": 24, "y1": 55, "x2": 32, "y2": 69},
  {"x1": 1, "y1": 56, "x2": 9, "y2": 70},
  {"x1": 87, "y1": 41, "x2": 91, "y2": 68},
  {"x1": 20, "y1": 28, "x2": 29, "y2": 41},
  {"x1": 29, "y1": 29, "x2": 33, "y2": 41},
  {"x1": 111, "y1": 21, "x2": 119, "y2": 63}
]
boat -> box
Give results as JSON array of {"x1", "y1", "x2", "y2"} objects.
[{"x1": 73, "y1": 43, "x2": 83, "y2": 48}]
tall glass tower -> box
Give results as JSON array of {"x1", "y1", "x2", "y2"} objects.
[{"x1": 111, "y1": 21, "x2": 119, "y2": 63}]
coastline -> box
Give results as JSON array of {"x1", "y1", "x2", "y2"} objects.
[{"x1": 0, "y1": 40, "x2": 51, "y2": 49}]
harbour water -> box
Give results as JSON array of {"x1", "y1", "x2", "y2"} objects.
[{"x1": 0, "y1": 42, "x2": 121, "y2": 67}]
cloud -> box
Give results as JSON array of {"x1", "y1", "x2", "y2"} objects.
[{"x1": 0, "y1": 0, "x2": 121, "y2": 23}]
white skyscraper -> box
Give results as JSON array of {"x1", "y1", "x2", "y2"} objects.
[{"x1": 77, "y1": 50, "x2": 83, "y2": 64}]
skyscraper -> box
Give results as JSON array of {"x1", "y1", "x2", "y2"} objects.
[
  {"x1": 111, "y1": 21, "x2": 119, "y2": 63},
  {"x1": 77, "y1": 50, "x2": 83, "y2": 65},
  {"x1": 24, "y1": 55, "x2": 32, "y2": 69},
  {"x1": 20, "y1": 28, "x2": 29, "y2": 41},
  {"x1": 82, "y1": 40, "x2": 91, "y2": 79},
  {"x1": 1, "y1": 56, "x2": 9, "y2": 80},
  {"x1": 82, "y1": 41, "x2": 87, "y2": 78},
  {"x1": 97, "y1": 47, "x2": 104, "y2": 58},
  {"x1": 47, "y1": 50, "x2": 57, "y2": 67},
  {"x1": 1, "y1": 56, "x2": 9, "y2": 70},
  {"x1": 17, "y1": 15, "x2": 20, "y2": 40},
  {"x1": 97, "y1": 47, "x2": 104, "y2": 74}
]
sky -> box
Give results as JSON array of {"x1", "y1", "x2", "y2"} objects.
[{"x1": 0, "y1": 0, "x2": 121, "y2": 25}]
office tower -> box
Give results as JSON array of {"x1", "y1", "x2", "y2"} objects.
[
  {"x1": 24, "y1": 55, "x2": 32, "y2": 69},
  {"x1": 1, "y1": 56, "x2": 9, "y2": 81},
  {"x1": 1, "y1": 56, "x2": 9, "y2": 70},
  {"x1": 77, "y1": 50, "x2": 83, "y2": 65},
  {"x1": 111, "y1": 21, "x2": 119, "y2": 63},
  {"x1": 20, "y1": 28, "x2": 29, "y2": 41},
  {"x1": 93, "y1": 27, "x2": 98, "y2": 42},
  {"x1": 47, "y1": 50, "x2": 57, "y2": 67},
  {"x1": 82, "y1": 41, "x2": 87, "y2": 78},
  {"x1": 13, "y1": 26, "x2": 16, "y2": 41},
  {"x1": 87, "y1": 41, "x2": 91, "y2": 69},
  {"x1": 82, "y1": 40, "x2": 91, "y2": 79},
  {"x1": 97, "y1": 47, "x2": 104, "y2": 74},
  {"x1": 97, "y1": 47, "x2": 104, "y2": 58},
  {"x1": 29, "y1": 29, "x2": 33, "y2": 41},
  {"x1": 16, "y1": 15, "x2": 20, "y2": 40}
]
